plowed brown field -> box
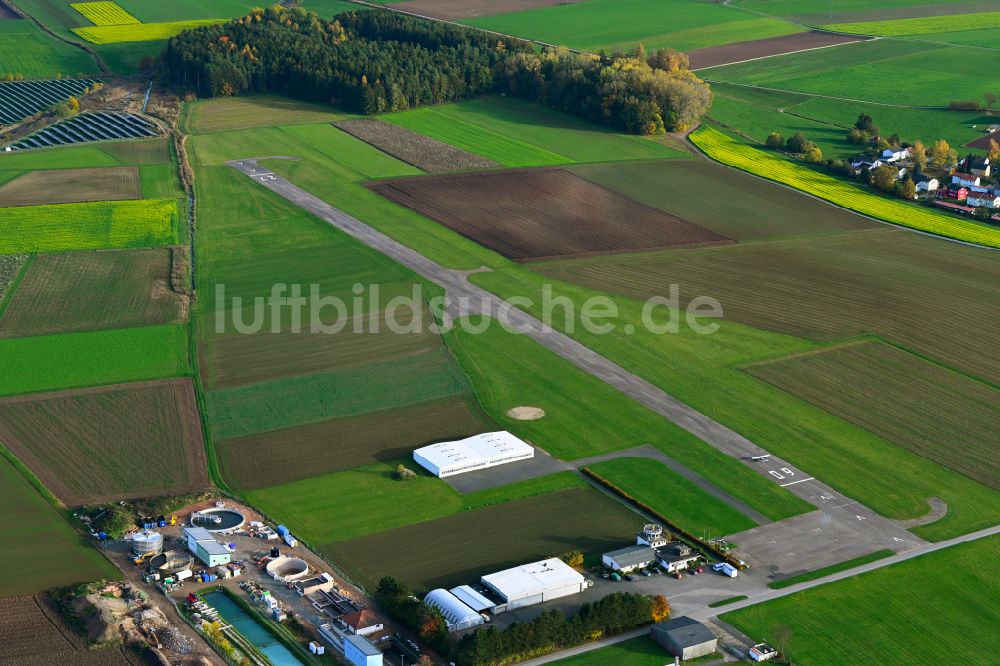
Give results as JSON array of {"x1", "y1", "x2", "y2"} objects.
[{"x1": 370, "y1": 168, "x2": 731, "y2": 260}]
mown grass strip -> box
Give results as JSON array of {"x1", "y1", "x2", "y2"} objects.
[
  {"x1": 70, "y1": 1, "x2": 139, "y2": 26},
  {"x1": 768, "y1": 549, "x2": 894, "y2": 589},
  {"x1": 73, "y1": 19, "x2": 224, "y2": 44},
  {"x1": 690, "y1": 126, "x2": 1000, "y2": 248},
  {"x1": 708, "y1": 595, "x2": 748, "y2": 608},
  {"x1": 825, "y1": 12, "x2": 1000, "y2": 36},
  {"x1": 0, "y1": 199, "x2": 177, "y2": 253}
]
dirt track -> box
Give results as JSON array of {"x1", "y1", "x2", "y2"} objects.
[
  {"x1": 369, "y1": 168, "x2": 731, "y2": 260},
  {"x1": 688, "y1": 30, "x2": 871, "y2": 70}
]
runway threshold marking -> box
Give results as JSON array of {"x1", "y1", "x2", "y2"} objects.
[{"x1": 780, "y1": 477, "x2": 815, "y2": 487}]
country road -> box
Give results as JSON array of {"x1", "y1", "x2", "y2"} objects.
[{"x1": 229, "y1": 157, "x2": 927, "y2": 572}]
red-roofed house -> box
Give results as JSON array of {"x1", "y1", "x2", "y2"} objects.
[
  {"x1": 952, "y1": 173, "x2": 980, "y2": 187},
  {"x1": 342, "y1": 609, "x2": 384, "y2": 637}
]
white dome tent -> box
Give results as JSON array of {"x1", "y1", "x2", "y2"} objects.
[{"x1": 423, "y1": 589, "x2": 485, "y2": 632}]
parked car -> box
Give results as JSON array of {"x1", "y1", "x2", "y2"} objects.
[
  {"x1": 694, "y1": 566, "x2": 704, "y2": 574},
  {"x1": 624, "y1": 574, "x2": 636, "y2": 582},
  {"x1": 673, "y1": 571, "x2": 683, "y2": 579},
  {"x1": 641, "y1": 569, "x2": 652, "y2": 577}
]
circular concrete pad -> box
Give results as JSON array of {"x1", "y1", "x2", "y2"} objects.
[{"x1": 506, "y1": 406, "x2": 545, "y2": 420}]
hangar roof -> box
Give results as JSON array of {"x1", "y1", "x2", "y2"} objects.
[
  {"x1": 481, "y1": 558, "x2": 583, "y2": 600},
  {"x1": 414, "y1": 431, "x2": 532, "y2": 472}
]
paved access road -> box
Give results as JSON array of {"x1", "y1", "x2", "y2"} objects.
[{"x1": 228, "y1": 158, "x2": 925, "y2": 570}]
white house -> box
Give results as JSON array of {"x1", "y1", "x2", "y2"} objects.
[
  {"x1": 881, "y1": 147, "x2": 909, "y2": 162},
  {"x1": 915, "y1": 177, "x2": 939, "y2": 192},
  {"x1": 602, "y1": 545, "x2": 658, "y2": 573},
  {"x1": 968, "y1": 156, "x2": 991, "y2": 178},
  {"x1": 656, "y1": 541, "x2": 700, "y2": 573},
  {"x1": 966, "y1": 191, "x2": 1000, "y2": 208},
  {"x1": 850, "y1": 155, "x2": 886, "y2": 171},
  {"x1": 952, "y1": 172, "x2": 981, "y2": 187}
]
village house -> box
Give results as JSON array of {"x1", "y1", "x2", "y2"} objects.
[
  {"x1": 952, "y1": 172, "x2": 981, "y2": 188},
  {"x1": 966, "y1": 191, "x2": 1000, "y2": 208},
  {"x1": 881, "y1": 146, "x2": 910, "y2": 162},
  {"x1": 967, "y1": 156, "x2": 991, "y2": 178},
  {"x1": 916, "y1": 177, "x2": 939, "y2": 192},
  {"x1": 942, "y1": 185, "x2": 968, "y2": 200}
]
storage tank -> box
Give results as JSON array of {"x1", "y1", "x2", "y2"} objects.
[{"x1": 132, "y1": 530, "x2": 164, "y2": 557}]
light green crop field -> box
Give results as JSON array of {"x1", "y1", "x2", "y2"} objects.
[
  {"x1": 587, "y1": 458, "x2": 758, "y2": 537},
  {"x1": 183, "y1": 95, "x2": 350, "y2": 134},
  {"x1": 0, "y1": 143, "x2": 152, "y2": 172},
  {"x1": 825, "y1": 11, "x2": 1000, "y2": 35},
  {"x1": 746, "y1": 340, "x2": 1000, "y2": 491},
  {"x1": 73, "y1": 18, "x2": 225, "y2": 43},
  {"x1": 731, "y1": 0, "x2": 995, "y2": 23},
  {"x1": 704, "y1": 39, "x2": 1000, "y2": 107},
  {"x1": 0, "y1": 324, "x2": 189, "y2": 397},
  {"x1": 690, "y1": 126, "x2": 1000, "y2": 247},
  {"x1": 464, "y1": 0, "x2": 803, "y2": 52},
  {"x1": 723, "y1": 536, "x2": 1000, "y2": 665},
  {"x1": 71, "y1": 1, "x2": 139, "y2": 26},
  {"x1": 139, "y1": 164, "x2": 185, "y2": 199},
  {"x1": 906, "y1": 27, "x2": 1000, "y2": 47},
  {"x1": 0, "y1": 22, "x2": 97, "y2": 79},
  {"x1": 0, "y1": 199, "x2": 178, "y2": 254},
  {"x1": 384, "y1": 96, "x2": 688, "y2": 167},
  {"x1": 446, "y1": 317, "x2": 810, "y2": 522},
  {"x1": 0, "y1": 450, "x2": 119, "y2": 597},
  {"x1": 249, "y1": 469, "x2": 585, "y2": 545}
]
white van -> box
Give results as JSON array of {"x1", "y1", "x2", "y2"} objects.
[{"x1": 712, "y1": 562, "x2": 738, "y2": 578}]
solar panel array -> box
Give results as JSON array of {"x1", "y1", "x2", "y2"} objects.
[
  {"x1": 0, "y1": 78, "x2": 102, "y2": 125},
  {"x1": 8, "y1": 111, "x2": 159, "y2": 150}
]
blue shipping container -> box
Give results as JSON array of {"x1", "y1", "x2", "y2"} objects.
[{"x1": 276, "y1": 525, "x2": 289, "y2": 537}]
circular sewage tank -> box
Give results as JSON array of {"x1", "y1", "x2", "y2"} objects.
[
  {"x1": 266, "y1": 557, "x2": 309, "y2": 582},
  {"x1": 150, "y1": 550, "x2": 194, "y2": 575},
  {"x1": 190, "y1": 508, "x2": 245, "y2": 532},
  {"x1": 132, "y1": 530, "x2": 164, "y2": 557}
]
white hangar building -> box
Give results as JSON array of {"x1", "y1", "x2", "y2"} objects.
[
  {"x1": 413, "y1": 431, "x2": 533, "y2": 478},
  {"x1": 424, "y1": 589, "x2": 485, "y2": 632},
  {"x1": 481, "y1": 558, "x2": 590, "y2": 610}
]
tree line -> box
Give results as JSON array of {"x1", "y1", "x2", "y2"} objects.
[{"x1": 163, "y1": 6, "x2": 712, "y2": 134}]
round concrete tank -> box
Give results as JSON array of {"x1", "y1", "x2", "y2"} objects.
[
  {"x1": 190, "y1": 508, "x2": 245, "y2": 532},
  {"x1": 150, "y1": 550, "x2": 194, "y2": 575},
  {"x1": 132, "y1": 530, "x2": 164, "y2": 557},
  {"x1": 266, "y1": 557, "x2": 309, "y2": 582}
]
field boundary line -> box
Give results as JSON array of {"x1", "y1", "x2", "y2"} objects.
[{"x1": 691, "y1": 34, "x2": 876, "y2": 72}]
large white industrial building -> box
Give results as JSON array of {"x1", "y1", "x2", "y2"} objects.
[
  {"x1": 481, "y1": 558, "x2": 590, "y2": 610},
  {"x1": 413, "y1": 431, "x2": 534, "y2": 478},
  {"x1": 424, "y1": 589, "x2": 485, "y2": 632}
]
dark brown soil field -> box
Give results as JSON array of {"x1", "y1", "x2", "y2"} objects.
[
  {"x1": 688, "y1": 31, "x2": 871, "y2": 70},
  {"x1": 370, "y1": 168, "x2": 731, "y2": 260},
  {"x1": 0, "y1": 596, "x2": 135, "y2": 666},
  {"x1": 0, "y1": 0, "x2": 19, "y2": 19},
  {"x1": 0, "y1": 167, "x2": 141, "y2": 206},
  {"x1": 335, "y1": 119, "x2": 499, "y2": 172},
  {"x1": 0, "y1": 379, "x2": 208, "y2": 506},
  {"x1": 322, "y1": 486, "x2": 640, "y2": 591},
  {"x1": 965, "y1": 131, "x2": 999, "y2": 151},
  {"x1": 0, "y1": 249, "x2": 184, "y2": 337},
  {"x1": 392, "y1": 0, "x2": 585, "y2": 20},
  {"x1": 218, "y1": 395, "x2": 493, "y2": 491}
]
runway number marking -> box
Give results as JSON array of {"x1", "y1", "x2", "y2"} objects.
[
  {"x1": 769, "y1": 470, "x2": 785, "y2": 480},
  {"x1": 893, "y1": 537, "x2": 904, "y2": 542},
  {"x1": 856, "y1": 515, "x2": 866, "y2": 521}
]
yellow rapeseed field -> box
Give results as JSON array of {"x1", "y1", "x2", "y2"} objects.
[
  {"x1": 70, "y1": 1, "x2": 139, "y2": 26},
  {"x1": 73, "y1": 18, "x2": 224, "y2": 44},
  {"x1": 690, "y1": 126, "x2": 1000, "y2": 248}
]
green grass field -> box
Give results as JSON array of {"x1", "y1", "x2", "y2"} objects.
[
  {"x1": 0, "y1": 141, "x2": 168, "y2": 173},
  {"x1": 723, "y1": 536, "x2": 1000, "y2": 665},
  {"x1": 183, "y1": 95, "x2": 349, "y2": 134},
  {"x1": 746, "y1": 341, "x2": 1000, "y2": 490},
  {"x1": 322, "y1": 486, "x2": 642, "y2": 591},
  {"x1": 0, "y1": 22, "x2": 97, "y2": 79},
  {"x1": 0, "y1": 450, "x2": 119, "y2": 596},
  {"x1": 446, "y1": 318, "x2": 811, "y2": 522},
  {"x1": 384, "y1": 96, "x2": 687, "y2": 167},
  {"x1": 0, "y1": 199, "x2": 177, "y2": 253},
  {"x1": 825, "y1": 11, "x2": 1000, "y2": 35},
  {"x1": 464, "y1": 0, "x2": 803, "y2": 52},
  {"x1": 549, "y1": 637, "x2": 680, "y2": 666},
  {"x1": 703, "y1": 39, "x2": 999, "y2": 107},
  {"x1": 249, "y1": 469, "x2": 585, "y2": 545},
  {"x1": 731, "y1": 0, "x2": 996, "y2": 23},
  {"x1": 139, "y1": 164, "x2": 184, "y2": 199},
  {"x1": 586, "y1": 458, "x2": 758, "y2": 537},
  {"x1": 0, "y1": 249, "x2": 184, "y2": 337},
  {"x1": 0, "y1": 324, "x2": 189, "y2": 396}
]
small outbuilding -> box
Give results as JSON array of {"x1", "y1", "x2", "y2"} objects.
[
  {"x1": 651, "y1": 616, "x2": 718, "y2": 661},
  {"x1": 602, "y1": 545, "x2": 657, "y2": 573}
]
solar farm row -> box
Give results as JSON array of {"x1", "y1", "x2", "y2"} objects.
[
  {"x1": 0, "y1": 78, "x2": 102, "y2": 125},
  {"x1": 8, "y1": 111, "x2": 158, "y2": 150}
]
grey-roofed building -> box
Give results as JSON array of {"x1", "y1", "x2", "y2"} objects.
[
  {"x1": 602, "y1": 545, "x2": 657, "y2": 573},
  {"x1": 651, "y1": 616, "x2": 718, "y2": 661},
  {"x1": 656, "y1": 541, "x2": 699, "y2": 573}
]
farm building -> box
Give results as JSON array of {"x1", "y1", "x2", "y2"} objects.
[
  {"x1": 651, "y1": 616, "x2": 718, "y2": 661},
  {"x1": 182, "y1": 526, "x2": 231, "y2": 567},
  {"x1": 656, "y1": 541, "x2": 700, "y2": 573},
  {"x1": 342, "y1": 609, "x2": 384, "y2": 637},
  {"x1": 424, "y1": 589, "x2": 486, "y2": 632},
  {"x1": 344, "y1": 634, "x2": 383, "y2": 666},
  {"x1": 413, "y1": 431, "x2": 533, "y2": 477},
  {"x1": 480, "y1": 558, "x2": 591, "y2": 610},
  {"x1": 602, "y1": 545, "x2": 658, "y2": 573}
]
